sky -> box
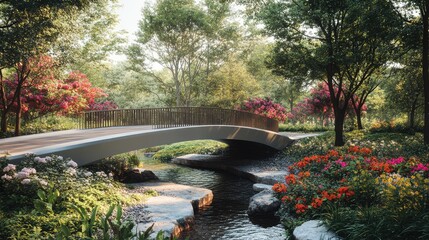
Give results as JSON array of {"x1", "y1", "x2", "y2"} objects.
[
  {"x1": 109, "y1": 0, "x2": 148, "y2": 61},
  {"x1": 115, "y1": 0, "x2": 147, "y2": 41}
]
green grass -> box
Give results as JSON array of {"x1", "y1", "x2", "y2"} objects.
[
  {"x1": 279, "y1": 123, "x2": 331, "y2": 132},
  {"x1": 152, "y1": 140, "x2": 229, "y2": 162}
]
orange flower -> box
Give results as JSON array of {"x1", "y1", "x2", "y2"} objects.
[
  {"x1": 338, "y1": 186, "x2": 355, "y2": 198},
  {"x1": 348, "y1": 146, "x2": 360, "y2": 153},
  {"x1": 328, "y1": 149, "x2": 339, "y2": 157},
  {"x1": 295, "y1": 203, "x2": 308, "y2": 214},
  {"x1": 359, "y1": 147, "x2": 372, "y2": 155},
  {"x1": 311, "y1": 198, "x2": 323, "y2": 209},
  {"x1": 285, "y1": 174, "x2": 297, "y2": 185},
  {"x1": 298, "y1": 171, "x2": 311, "y2": 178},
  {"x1": 272, "y1": 183, "x2": 287, "y2": 193}
]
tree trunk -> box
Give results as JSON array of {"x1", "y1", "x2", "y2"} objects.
[
  {"x1": 334, "y1": 109, "x2": 346, "y2": 146},
  {"x1": 423, "y1": 7, "x2": 429, "y2": 144},
  {"x1": 14, "y1": 86, "x2": 22, "y2": 136},
  {"x1": 1, "y1": 110, "x2": 7, "y2": 133},
  {"x1": 356, "y1": 108, "x2": 363, "y2": 130},
  {"x1": 409, "y1": 97, "x2": 418, "y2": 129}
]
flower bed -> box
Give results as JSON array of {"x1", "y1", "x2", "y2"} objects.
[
  {"x1": 274, "y1": 146, "x2": 429, "y2": 239},
  {"x1": 0, "y1": 155, "x2": 149, "y2": 239}
]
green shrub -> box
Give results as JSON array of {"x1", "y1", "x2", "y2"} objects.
[
  {"x1": 152, "y1": 140, "x2": 228, "y2": 162},
  {"x1": 279, "y1": 123, "x2": 331, "y2": 132},
  {"x1": 85, "y1": 153, "x2": 141, "y2": 181}
]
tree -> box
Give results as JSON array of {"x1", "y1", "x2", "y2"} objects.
[
  {"x1": 384, "y1": 50, "x2": 424, "y2": 129},
  {"x1": 259, "y1": 0, "x2": 400, "y2": 146},
  {"x1": 0, "y1": 56, "x2": 116, "y2": 126},
  {"x1": 205, "y1": 56, "x2": 261, "y2": 108},
  {"x1": 0, "y1": 0, "x2": 103, "y2": 135},
  {"x1": 392, "y1": 0, "x2": 429, "y2": 142},
  {"x1": 131, "y1": 0, "x2": 239, "y2": 107}
]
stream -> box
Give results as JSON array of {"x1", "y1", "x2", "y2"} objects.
[{"x1": 141, "y1": 157, "x2": 287, "y2": 240}]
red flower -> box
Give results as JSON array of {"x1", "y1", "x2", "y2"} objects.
[
  {"x1": 285, "y1": 174, "x2": 297, "y2": 185},
  {"x1": 311, "y1": 198, "x2": 323, "y2": 209},
  {"x1": 282, "y1": 195, "x2": 292, "y2": 202},
  {"x1": 272, "y1": 183, "x2": 287, "y2": 193},
  {"x1": 295, "y1": 203, "x2": 308, "y2": 214}
]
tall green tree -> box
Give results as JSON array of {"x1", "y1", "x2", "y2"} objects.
[
  {"x1": 259, "y1": 0, "x2": 400, "y2": 145},
  {"x1": 131, "y1": 0, "x2": 239, "y2": 107}
]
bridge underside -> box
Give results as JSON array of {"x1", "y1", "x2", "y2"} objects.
[{"x1": 5, "y1": 125, "x2": 293, "y2": 166}]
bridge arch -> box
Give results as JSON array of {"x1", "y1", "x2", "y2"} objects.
[{"x1": 5, "y1": 125, "x2": 292, "y2": 166}]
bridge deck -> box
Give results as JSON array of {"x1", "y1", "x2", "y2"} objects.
[
  {"x1": 0, "y1": 126, "x2": 153, "y2": 156},
  {"x1": 0, "y1": 126, "x2": 304, "y2": 166}
]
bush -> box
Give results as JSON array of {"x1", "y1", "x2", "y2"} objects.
[
  {"x1": 236, "y1": 97, "x2": 287, "y2": 122},
  {"x1": 152, "y1": 140, "x2": 228, "y2": 162},
  {"x1": 85, "y1": 153, "x2": 141, "y2": 181},
  {"x1": 279, "y1": 123, "x2": 331, "y2": 132}
]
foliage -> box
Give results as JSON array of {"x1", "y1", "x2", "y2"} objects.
[
  {"x1": 278, "y1": 123, "x2": 331, "y2": 133},
  {"x1": 204, "y1": 56, "x2": 261, "y2": 108},
  {"x1": 237, "y1": 97, "x2": 287, "y2": 122},
  {"x1": 0, "y1": 155, "x2": 145, "y2": 239},
  {"x1": 152, "y1": 140, "x2": 229, "y2": 162},
  {"x1": 275, "y1": 146, "x2": 429, "y2": 239},
  {"x1": 86, "y1": 154, "x2": 141, "y2": 181},
  {"x1": 130, "y1": 0, "x2": 240, "y2": 106}
]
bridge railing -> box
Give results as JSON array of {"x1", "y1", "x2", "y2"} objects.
[{"x1": 78, "y1": 107, "x2": 279, "y2": 132}]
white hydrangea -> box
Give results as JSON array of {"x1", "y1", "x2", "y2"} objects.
[
  {"x1": 21, "y1": 179, "x2": 31, "y2": 184},
  {"x1": 1, "y1": 174, "x2": 13, "y2": 181},
  {"x1": 96, "y1": 171, "x2": 107, "y2": 178},
  {"x1": 67, "y1": 160, "x2": 78, "y2": 168},
  {"x1": 3, "y1": 164, "x2": 16, "y2": 172},
  {"x1": 84, "y1": 172, "x2": 93, "y2": 177}
]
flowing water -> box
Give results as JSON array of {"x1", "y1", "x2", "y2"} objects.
[{"x1": 141, "y1": 158, "x2": 287, "y2": 240}]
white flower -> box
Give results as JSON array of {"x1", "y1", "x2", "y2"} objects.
[
  {"x1": 57, "y1": 156, "x2": 63, "y2": 161},
  {"x1": 108, "y1": 173, "x2": 114, "y2": 178},
  {"x1": 96, "y1": 171, "x2": 107, "y2": 178},
  {"x1": 3, "y1": 164, "x2": 16, "y2": 172},
  {"x1": 84, "y1": 172, "x2": 93, "y2": 177},
  {"x1": 45, "y1": 156, "x2": 52, "y2": 162},
  {"x1": 39, "y1": 179, "x2": 48, "y2": 186},
  {"x1": 67, "y1": 160, "x2": 78, "y2": 168},
  {"x1": 1, "y1": 174, "x2": 12, "y2": 181},
  {"x1": 16, "y1": 171, "x2": 30, "y2": 179},
  {"x1": 21, "y1": 167, "x2": 36, "y2": 174},
  {"x1": 66, "y1": 167, "x2": 77, "y2": 176},
  {"x1": 21, "y1": 179, "x2": 31, "y2": 184},
  {"x1": 34, "y1": 157, "x2": 41, "y2": 162},
  {"x1": 37, "y1": 157, "x2": 47, "y2": 164}
]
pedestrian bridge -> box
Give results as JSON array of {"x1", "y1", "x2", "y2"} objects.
[{"x1": 1, "y1": 107, "x2": 294, "y2": 166}]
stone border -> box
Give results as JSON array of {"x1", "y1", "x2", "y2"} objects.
[{"x1": 125, "y1": 181, "x2": 213, "y2": 238}]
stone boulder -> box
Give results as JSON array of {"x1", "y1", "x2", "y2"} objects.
[
  {"x1": 253, "y1": 183, "x2": 273, "y2": 192},
  {"x1": 248, "y1": 189, "x2": 280, "y2": 217},
  {"x1": 293, "y1": 220, "x2": 341, "y2": 240},
  {"x1": 122, "y1": 169, "x2": 159, "y2": 183}
]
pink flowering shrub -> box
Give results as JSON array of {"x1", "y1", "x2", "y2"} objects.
[{"x1": 237, "y1": 97, "x2": 287, "y2": 122}]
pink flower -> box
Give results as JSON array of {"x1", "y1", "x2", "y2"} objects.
[
  {"x1": 16, "y1": 171, "x2": 30, "y2": 179},
  {"x1": 386, "y1": 157, "x2": 404, "y2": 165},
  {"x1": 1, "y1": 174, "x2": 13, "y2": 181},
  {"x1": 3, "y1": 164, "x2": 16, "y2": 172},
  {"x1": 335, "y1": 159, "x2": 347, "y2": 168},
  {"x1": 21, "y1": 179, "x2": 31, "y2": 185},
  {"x1": 411, "y1": 163, "x2": 429, "y2": 173}
]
